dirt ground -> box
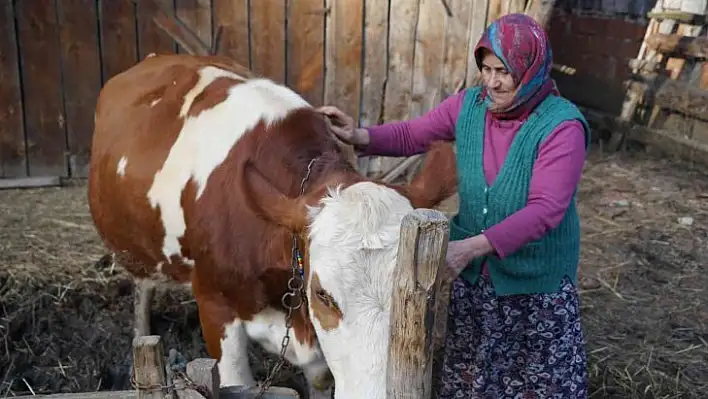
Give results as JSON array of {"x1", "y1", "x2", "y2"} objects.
[{"x1": 1, "y1": 146, "x2": 706, "y2": 399}]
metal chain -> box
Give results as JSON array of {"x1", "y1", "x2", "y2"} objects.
[{"x1": 255, "y1": 158, "x2": 317, "y2": 398}]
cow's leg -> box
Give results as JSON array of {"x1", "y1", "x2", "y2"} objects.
[
  {"x1": 133, "y1": 278, "x2": 155, "y2": 337},
  {"x1": 195, "y1": 294, "x2": 256, "y2": 388}
]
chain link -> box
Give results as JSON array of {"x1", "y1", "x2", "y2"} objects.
[{"x1": 255, "y1": 158, "x2": 317, "y2": 398}]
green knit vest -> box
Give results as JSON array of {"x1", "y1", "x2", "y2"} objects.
[{"x1": 450, "y1": 86, "x2": 590, "y2": 296}]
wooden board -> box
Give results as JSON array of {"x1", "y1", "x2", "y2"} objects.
[
  {"x1": 213, "y1": 0, "x2": 250, "y2": 67},
  {"x1": 324, "y1": 0, "x2": 364, "y2": 119},
  {"x1": 0, "y1": 0, "x2": 27, "y2": 178},
  {"x1": 57, "y1": 0, "x2": 103, "y2": 178},
  {"x1": 383, "y1": 0, "x2": 420, "y2": 122},
  {"x1": 409, "y1": 0, "x2": 447, "y2": 118},
  {"x1": 465, "y1": 0, "x2": 490, "y2": 85},
  {"x1": 250, "y1": 0, "x2": 286, "y2": 83},
  {"x1": 99, "y1": 0, "x2": 139, "y2": 81},
  {"x1": 15, "y1": 0, "x2": 68, "y2": 177},
  {"x1": 176, "y1": 0, "x2": 213, "y2": 54},
  {"x1": 440, "y1": 0, "x2": 473, "y2": 98},
  {"x1": 137, "y1": 0, "x2": 176, "y2": 58},
  {"x1": 287, "y1": 0, "x2": 326, "y2": 105},
  {"x1": 359, "y1": 0, "x2": 390, "y2": 126}
]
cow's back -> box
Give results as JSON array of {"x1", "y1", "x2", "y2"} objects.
[{"x1": 87, "y1": 54, "x2": 259, "y2": 281}]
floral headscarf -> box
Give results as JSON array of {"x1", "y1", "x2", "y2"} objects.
[{"x1": 474, "y1": 13, "x2": 559, "y2": 120}]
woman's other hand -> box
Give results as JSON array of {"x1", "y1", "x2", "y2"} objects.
[
  {"x1": 444, "y1": 235, "x2": 494, "y2": 281},
  {"x1": 317, "y1": 106, "x2": 369, "y2": 147}
]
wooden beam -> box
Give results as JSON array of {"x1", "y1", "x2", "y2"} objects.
[
  {"x1": 645, "y1": 33, "x2": 708, "y2": 59},
  {"x1": 10, "y1": 386, "x2": 299, "y2": 399},
  {"x1": 0, "y1": 176, "x2": 62, "y2": 190},
  {"x1": 655, "y1": 78, "x2": 708, "y2": 121},
  {"x1": 386, "y1": 209, "x2": 450, "y2": 398},
  {"x1": 133, "y1": 336, "x2": 168, "y2": 399}
]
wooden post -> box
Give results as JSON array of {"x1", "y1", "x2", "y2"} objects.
[
  {"x1": 386, "y1": 209, "x2": 450, "y2": 399},
  {"x1": 175, "y1": 359, "x2": 220, "y2": 399},
  {"x1": 133, "y1": 336, "x2": 169, "y2": 399}
]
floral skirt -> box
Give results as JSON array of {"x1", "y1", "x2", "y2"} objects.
[{"x1": 434, "y1": 274, "x2": 589, "y2": 399}]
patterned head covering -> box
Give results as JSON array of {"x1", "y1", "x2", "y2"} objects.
[{"x1": 473, "y1": 13, "x2": 559, "y2": 120}]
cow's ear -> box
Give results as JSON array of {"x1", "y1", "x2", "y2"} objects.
[
  {"x1": 384, "y1": 141, "x2": 457, "y2": 209},
  {"x1": 239, "y1": 161, "x2": 309, "y2": 232}
]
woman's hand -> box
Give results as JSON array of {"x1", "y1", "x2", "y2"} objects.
[
  {"x1": 317, "y1": 106, "x2": 369, "y2": 147},
  {"x1": 444, "y1": 235, "x2": 494, "y2": 281}
]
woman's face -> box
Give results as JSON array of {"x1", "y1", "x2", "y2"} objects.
[{"x1": 480, "y1": 51, "x2": 517, "y2": 109}]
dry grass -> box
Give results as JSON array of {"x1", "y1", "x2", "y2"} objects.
[{"x1": 0, "y1": 147, "x2": 706, "y2": 398}]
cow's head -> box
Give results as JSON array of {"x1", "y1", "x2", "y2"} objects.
[{"x1": 240, "y1": 141, "x2": 456, "y2": 397}]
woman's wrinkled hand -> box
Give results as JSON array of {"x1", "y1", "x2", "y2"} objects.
[
  {"x1": 443, "y1": 235, "x2": 494, "y2": 282},
  {"x1": 317, "y1": 106, "x2": 367, "y2": 146}
]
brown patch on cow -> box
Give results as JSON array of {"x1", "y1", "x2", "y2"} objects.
[
  {"x1": 309, "y1": 272, "x2": 343, "y2": 331},
  {"x1": 186, "y1": 76, "x2": 243, "y2": 118}
]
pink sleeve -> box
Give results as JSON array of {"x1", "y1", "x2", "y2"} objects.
[
  {"x1": 482, "y1": 120, "x2": 588, "y2": 259},
  {"x1": 360, "y1": 90, "x2": 466, "y2": 157}
]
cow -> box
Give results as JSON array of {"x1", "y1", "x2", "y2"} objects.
[{"x1": 87, "y1": 53, "x2": 457, "y2": 399}]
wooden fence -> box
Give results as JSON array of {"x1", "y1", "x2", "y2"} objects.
[
  {"x1": 589, "y1": 0, "x2": 708, "y2": 166},
  {"x1": 10, "y1": 208, "x2": 451, "y2": 399},
  {"x1": 0, "y1": 0, "x2": 555, "y2": 184}
]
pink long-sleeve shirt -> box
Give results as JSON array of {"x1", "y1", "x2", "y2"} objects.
[{"x1": 361, "y1": 90, "x2": 587, "y2": 265}]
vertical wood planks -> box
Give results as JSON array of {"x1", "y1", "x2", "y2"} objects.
[
  {"x1": 0, "y1": 1, "x2": 26, "y2": 177},
  {"x1": 99, "y1": 0, "x2": 139, "y2": 82},
  {"x1": 466, "y1": 0, "x2": 490, "y2": 85},
  {"x1": 441, "y1": 0, "x2": 473, "y2": 97},
  {"x1": 324, "y1": 0, "x2": 364, "y2": 118},
  {"x1": 409, "y1": 0, "x2": 447, "y2": 118},
  {"x1": 213, "y1": 0, "x2": 250, "y2": 66},
  {"x1": 136, "y1": 0, "x2": 176, "y2": 58},
  {"x1": 58, "y1": 0, "x2": 103, "y2": 178},
  {"x1": 176, "y1": 0, "x2": 213, "y2": 53},
  {"x1": 383, "y1": 0, "x2": 420, "y2": 122},
  {"x1": 287, "y1": 0, "x2": 326, "y2": 106},
  {"x1": 15, "y1": 0, "x2": 67, "y2": 177},
  {"x1": 250, "y1": 0, "x2": 286, "y2": 83},
  {"x1": 360, "y1": 0, "x2": 390, "y2": 127}
]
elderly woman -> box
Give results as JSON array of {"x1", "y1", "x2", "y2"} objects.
[{"x1": 318, "y1": 13, "x2": 589, "y2": 398}]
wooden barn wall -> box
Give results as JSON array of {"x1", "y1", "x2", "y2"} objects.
[{"x1": 0, "y1": 0, "x2": 493, "y2": 180}]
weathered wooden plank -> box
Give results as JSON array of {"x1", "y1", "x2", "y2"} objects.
[
  {"x1": 465, "y1": 0, "x2": 489, "y2": 86},
  {"x1": 154, "y1": 7, "x2": 212, "y2": 56},
  {"x1": 0, "y1": 177, "x2": 61, "y2": 190},
  {"x1": 440, "y1": 0, "x2": 472, "y2": 99},
  {"x1": 386, "y1": 209, "x2": 449, "y2": 398},
  {"x1": 359, "y1": 0, "x2": 390, "y2": 126},
  {"x1": 9, "y1": 386, "x2": 299, "y2": 399},
  {"x1": 137, "y1": 0, "x2": 176, "y2": 58},
  {"x1": 176, "y1": 0, "x2": 213, "y2": 53},
  {"x1": 212, "y1": 0, "x2": 250, "y2": 67},
  {"x1": 324, "y1": 0, "x2": 364, "y2": 119},
  {"x1": 655, "y1": 78, "x2": 708, "y2": 120},
  {"x1": 57, "y1": 0, "x2": 103, "y2": 178},
  {"x1": 15, "y1": 0, "x2": 67, "y2": 177},
  {"x1": 287, "y1": 0, "x2": 326, "y2": 105},
  {"x1": 382, "y1": 0, "x2": 420, "y2": 122},
  {"x1": 645, "y1": 32, "x2": 708, "y2": 58},
  {"x1": 250, "y1": 0, "x2": 286, "y2": 83},
  {"x1": 409, "y1": 0, "x2": 447, "y2": 118},
  {"x1": 99, "y1": 0, "x2": 139, "y2": 82},
  {"x1": 0, "y1": 0, "x2": 27, "y2": 178}
]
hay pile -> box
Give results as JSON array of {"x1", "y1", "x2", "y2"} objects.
[{"x1": 0, "y1": 148, "x2": 706, "y2": 398}]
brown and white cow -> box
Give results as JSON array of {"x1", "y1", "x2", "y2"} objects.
[{"x1": 88, "y1": 53, "x2": 456, "y2": 399}]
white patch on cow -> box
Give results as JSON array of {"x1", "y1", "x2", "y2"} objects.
[
  {"x1": 305, "y1": 181, "x2": 414, "y2": 399},
  {"x1": 218, "y1": 319, "x2": 256, "y2": 387},
  {"x1": 243, "y1": 308, "x2": 332, "y2": 398},
  {"x1": 150, "y1": 98, "x2": 161, "y2": 107},
  {"x1": 116, "y1": 156, "x2": 128, "y2": 177},
  {"x1": 146, "y1": 65, "x2": 310, "y2": 261}
]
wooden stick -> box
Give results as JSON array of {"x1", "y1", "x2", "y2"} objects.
[
  {"x1": 386, "y1": 209, "x2": 450, "y2": 399},
  {"x1": 133, "y1": 336, "x2": 168, "y2": 399}
]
